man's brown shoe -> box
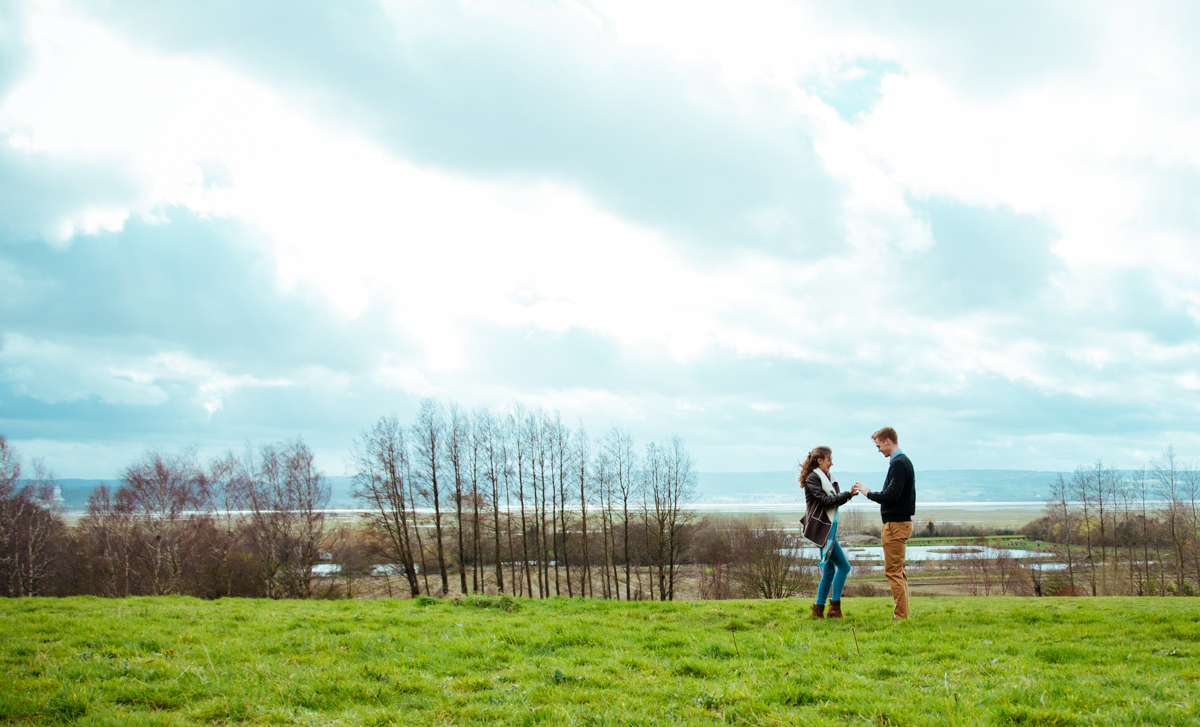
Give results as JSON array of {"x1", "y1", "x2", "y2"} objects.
[
  {"x1": 811, "y1": 603, "x2": 825, "y2": 619},
  {"x1": 827, "y1": 600, "x2": 843, "y2": 619}
]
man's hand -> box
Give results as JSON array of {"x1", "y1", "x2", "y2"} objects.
[{"x1": 853, "y1": 482, "x2": 871, "y2": 496}]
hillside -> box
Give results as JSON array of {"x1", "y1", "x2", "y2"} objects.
[{"x1": 2, "y1": 596, "x2": 1197, "y2": 725}]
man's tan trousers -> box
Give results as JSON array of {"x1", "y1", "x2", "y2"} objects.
[{"x1": 882, "y1": 521, "x2": 913, "y2": 619}]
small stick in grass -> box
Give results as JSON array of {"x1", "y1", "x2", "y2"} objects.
[
  {"x1": 732, "y1": 630, "x2": 741, "y2": 657},
  {"x1": 851, "y1": 628, "x2": 861, "y2": 656},
  {"x1": 203, "y1": 644, "x2": 219, "y2": 685}
]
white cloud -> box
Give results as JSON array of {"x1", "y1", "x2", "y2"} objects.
[
  {"x1": 0, "y1": 1, "x2": 886, "y2": 372},
  {"x1": 0, "y1": 333, "x2": 289, "y2": 411},
  {"x1": 0, "y1": 333, "x2": 167, "y2": 406},
  {"x1": 3, "y1": 0, "x2": 1200, "y2": 469}
]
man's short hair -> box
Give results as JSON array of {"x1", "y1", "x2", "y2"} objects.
[{"x1": 872, "y1": 427, "x2": 898, "y2": 444}]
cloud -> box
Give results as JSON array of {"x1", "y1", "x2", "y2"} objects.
[
  {"x1": 904, "y1": 197, "x2": 1062, "y2": 312},
  {"x1": 1, "y1": 0, "x2": 1199, "y2": 478},
  {"x1": 0, "y1": 334, "x2": 168, "y2": 406},
  {"x1": 812, "y1": 1, "x2": 1103, "y2": 92},
  {"x1": 806, "y1": 58, "x2": 904, "y2": 122},
  {"x1": 0, "y1": 143, "x2": 141, "y2": 244},
  {"x1": 0, "y1": 5, "x2": 866, "y2": 368},
  {"x1": 67, "y1": 0, "x2": 847, "y2": 258}
]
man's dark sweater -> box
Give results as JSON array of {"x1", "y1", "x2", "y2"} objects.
[{"x1": 867, "y1": 453, "x2": 915, "y2": 523}]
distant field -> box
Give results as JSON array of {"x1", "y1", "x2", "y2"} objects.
[{"x1": 2, "y1": 596, "x2": 1198, "y2": 725}]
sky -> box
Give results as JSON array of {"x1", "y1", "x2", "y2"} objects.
[{"x1": 1, "y1": 0, "x2": 1198, "y2": 478}]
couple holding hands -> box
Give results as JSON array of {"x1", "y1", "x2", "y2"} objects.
[{"x1": 800, "y1": 427, "x2": 916, "y2": 620}]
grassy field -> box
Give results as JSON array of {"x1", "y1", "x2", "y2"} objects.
[{"x1": 2, "y1": 596, "x2": 1198, "y2": 726}]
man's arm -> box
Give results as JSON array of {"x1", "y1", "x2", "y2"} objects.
[{"x1": 866, "y1": 458, "x2": 911, "y2": 506}]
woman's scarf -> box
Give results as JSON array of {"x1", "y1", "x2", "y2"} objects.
[{"x1": 816, "y1": 468, "x2": 839, "y2": 568}]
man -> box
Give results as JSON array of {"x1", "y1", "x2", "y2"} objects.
[{"x1": 853, "y1": 427, "x2": 915, "y2": 620}]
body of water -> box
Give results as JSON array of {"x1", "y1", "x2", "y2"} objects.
[{"x1": 835, "y1": 544, "x2": 1050, "y2": 562}]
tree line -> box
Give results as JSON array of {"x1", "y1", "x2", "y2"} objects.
[
  {"x1": 1022, "y1": 448, "x2": 1200, "y2": 596},
  {"x1": 0, "y1": 399, "x2": 712, "y2": 600},
  {"x1": 351, "y1": 400, "x2": 695, "y2": 601},
  {"x1": 1, "y1": 434, "x2": 331, "y2": 599}
]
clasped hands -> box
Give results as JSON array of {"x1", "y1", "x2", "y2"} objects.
[{"x1": 850, "y1": 482, "x2": 871, "y2": 496}]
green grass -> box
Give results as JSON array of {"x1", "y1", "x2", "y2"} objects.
[
  {"x1": 907, "y1": 536, "x2": 1031, "y2": 546},
  {"x1": 2, "y1": 596, "x2": 1198, "y2": 725}
]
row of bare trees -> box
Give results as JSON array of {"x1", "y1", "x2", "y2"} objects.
[
  {"x1": 352, "y1": 400, "x2": 698, "y2": 600},
  {"x1": 77, "y1": 439, "x2": 330, "y2": 599},
  {"x1": 0, "y1": 437, "x2": 66, "y2": 597},
  {"x1": 0, "y1": 399, "x2": 706, "y2": 600},
  {"x1": 0, "y1": 434, "x2": 330, "y2": 598},
  {"x1": 1026, "y1": 448, "x2": 1200, "y2": 596}
]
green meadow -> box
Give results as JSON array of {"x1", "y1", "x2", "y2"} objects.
[{"x1": 2, "y1": 596, "x2": 1198, "y2": 726}]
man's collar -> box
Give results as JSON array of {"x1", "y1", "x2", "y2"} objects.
[{"x1": 890, "y1": 447, "x2": 904, "y2": 462}]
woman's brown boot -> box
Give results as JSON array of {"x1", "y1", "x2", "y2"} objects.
[
  {"x1": 811, "y1": 603, "x2": 825, "y2": 619},
  {"x1": 827, "y1": 600, "x2": 843, "y2": 619}
]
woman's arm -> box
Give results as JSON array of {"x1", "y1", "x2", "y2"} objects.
[{"x1": 804, "y1": 474, "x2": 853, "y2": 509}]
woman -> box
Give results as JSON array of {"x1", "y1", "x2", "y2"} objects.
[{"x1": 800, "y1": 446, "x2": 856, "y2": 619}]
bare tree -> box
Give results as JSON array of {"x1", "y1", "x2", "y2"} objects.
[
  {"x1": 606, "y1": 427, "x2": 638, "y2": 601},
  {"x1": 1049, "y1": 475, "x2": 1077, "y2": 592},
  {"x1": 533, "y1": 410, "x2": 553, "y2": 597},
  {"x1": 1153, "y1": 447, "x2": 1188, "y2": 595},
  {"x1": 77, "y1": 483, "x2": 137, "y2": 597},
  {"x1": 994, "y1": 546, "x2": 1029, "y2": 596},
  {"x1": 646, "y1": 436, "x2": 697, "y2": 600},
  {"x1": 1134, "y1": 467, "x2": 1162, "y2": 595},
  {"x1": 1116, "y1": 471, "x2": 1142, "y2": 595},
  {"x1": 666, "y1": 437, "x2": 696, "y2": 599},
  {"x1": 1186, "y1": 463, "x2": 1200, "y2": 594},
  {"x1": 551, "y1": 414, "x2": 572, "y2": 597},
  {"x1": 1092, "y1": 461, "x2": 1111, "y2": 595},
  {"x1": 477, "y1": 409, "x2": 506, "y2": 595},
  {"x1": 1071, "y1": 467, "x2": 1098, "y2": 596},
  {"x1": 351, "y1": 415, "x2": 421, "y2": 597},
  {"x1": 0, "y1": 436, "x2": 17, "y2": 495},
  {"x1": 500, "y1": 416, "x2": 519, "y2": 595},
  {"x1": 954, "y1": 543, "x2": 990, "y2": 596},
  {"x1": 695, "y1": 515, "x2": 737, "y2": 599},
  {"x1": 6, "y1": 458, "x2": 65, "y2": 597},
  {"x1": 509, "y1": 406, "x2": 534, "y2": 597},
  {"x1": 592, "y1": 443, "x2": 616, "y2": 599},
  {"x1": 281, "y1": 438, "x2": 329, "y2": 598},
  {"x1": 413, "y1": 399, "x2": 450, "y2": 596},
  {"x1": 329, "y1": 524, "x2": 371, "y2": 599},
  {"x1": 121, "y1": 448, "x2": 204, "y2": 596},
  {"x1": 732, "y1": 516, "x2": 812, "y2": 599},
  {"x1": 240, "y1": 443, "x2": 288, "y2": 597},
  {"x1": 643, "y1": 442, "x2": 665, "y2": 600},
  {"x1": 573, "y1": 424, "x2": 591, "y2": 598},
  {"x1": 468, "y1": 406, "x2": 489, "y2": 594},
  {"x1": 204, "y1": 450, "x2": 247, "y2": 597},
  {"x1": 529, "y1": 409, "x2": 549, "y2": 597},
  {"x1": 447, "y1": 404, "x2": 470, "y2": 595},
  {"x1": 0, "y1": 436, "x2": 20, "y2": 593},
  {"x1": 239, "y1": 438, "x2": 328, "y2": 598}
]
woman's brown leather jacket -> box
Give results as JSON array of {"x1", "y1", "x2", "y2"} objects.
[{"x1": 801, "y1": 471, "x2": 853, "y2": 546}]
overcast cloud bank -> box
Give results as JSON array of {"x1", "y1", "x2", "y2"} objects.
[{"x1": 1, "y1": 1, "x2": 1198, "y2": 477}]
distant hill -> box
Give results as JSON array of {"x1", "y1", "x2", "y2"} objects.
[
  {"x1": 44, "y1": 477, "x2": 361, "y2": 513},
  {"x1": 696, "y1": 470, "x2": 1066, "y2": 504},
  {"x1": 46, "y1": 471, "x2": 1070, "y2": 512}
]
